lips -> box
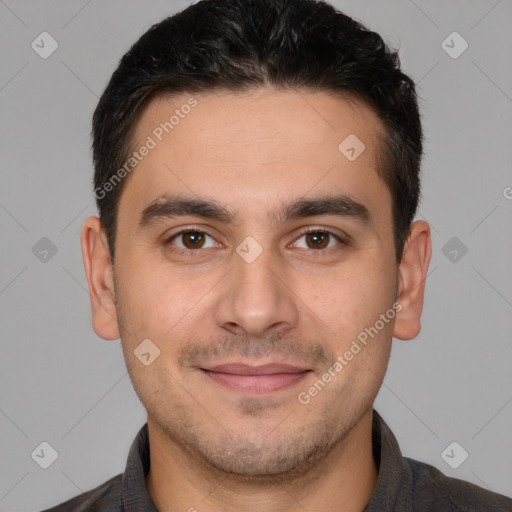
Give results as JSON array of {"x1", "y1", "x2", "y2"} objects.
[{"x1": 200, "y1": 363, "x2": 311, "y2": 394}]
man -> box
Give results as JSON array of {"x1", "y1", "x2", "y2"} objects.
[{"x1": 44, "y1": 0, "x2": 512, "y2": 510}]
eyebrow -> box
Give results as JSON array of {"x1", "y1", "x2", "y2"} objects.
[{"x1": 137, "y1": 193, "x2": 371, "y2": 230}]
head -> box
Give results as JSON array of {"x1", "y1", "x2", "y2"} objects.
[{"x1": 82, "y1": 0, "x2": 430, "y2": 479}]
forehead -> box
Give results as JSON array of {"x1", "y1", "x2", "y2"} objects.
[
  {"x1": 119, "y1": 88, "x2": 390, "y2": 225},
  {"x1": 133, "y1": 88, "x2": 382, "y2": 157}
]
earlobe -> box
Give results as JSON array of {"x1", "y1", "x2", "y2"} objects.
[
  {"x1": 393, "y1": 220, "x2": 431, "y2": 341},
  {"x1": 81, "y1": 216, "x2": 120, "y2": 340}
]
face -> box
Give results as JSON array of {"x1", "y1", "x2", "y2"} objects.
[{"x1": 84, "y1": 88, "x2": 426, "y2": 478}]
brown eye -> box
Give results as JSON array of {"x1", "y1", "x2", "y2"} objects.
[
  {"x1": 181, "y1": 231, "x2": 206, "y2": 249},
  {"x1": 293, "y1": 230, "x2": 342, "y2": 251},
  {"x1": 305, "y1": 231, "x2": 330, "y2": 249},
  {"x1": 167, "y1": 230, "x2": 217, "y2": 251}
]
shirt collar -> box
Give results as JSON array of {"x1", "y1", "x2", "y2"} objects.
[
  {"x1": 120, "y1": 409, "x2": 409, "y2": 511},
  {"x1": 363, "y1": 409, "x2": 412, "y2": 511},
  {"x1": 121, "y1": 423, "x2": 158, "y2": 511}
]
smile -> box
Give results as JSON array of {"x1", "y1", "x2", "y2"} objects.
[{"x1": 200, "y1": 363, "x2": 312, "y2": 394}]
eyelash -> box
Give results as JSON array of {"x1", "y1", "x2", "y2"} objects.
[{"x1": 165, "y1": 227, "x2": 345, "y2": 258}]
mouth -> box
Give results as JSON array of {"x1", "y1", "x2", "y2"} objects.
[{"x1": 199, "y1": 363, "x2": 312, "y2": 394}]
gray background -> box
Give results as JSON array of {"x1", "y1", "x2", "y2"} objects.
[{"x1": 1, "y1": 0, "x2": 511, "y2": 510}]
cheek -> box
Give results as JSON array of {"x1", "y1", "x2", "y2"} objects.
[
  {"x1": 114, "y1": 255, "x2": 178, "y2": 340},
  {"x1": 130, "y1": 264, "x2": 215, "y2": 341},
  {"x1": 305, "y1": 259, "x2": 395, "y2": 334}
]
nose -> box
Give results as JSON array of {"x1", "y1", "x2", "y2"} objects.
[{"x1": 213, "y1": 246, "x2": 300, "y2": 338}]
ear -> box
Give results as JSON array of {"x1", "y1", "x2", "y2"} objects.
[
  {"x1": 393, "y1": 220, "x2": 431, "y2": 341},
  {"x1": 81, "y1": 216, "x2": 120, "y2": 340}
]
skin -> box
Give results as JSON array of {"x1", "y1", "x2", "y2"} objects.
[{"x1": 82, "y1": 88, "x2": 431, "y2": 512}]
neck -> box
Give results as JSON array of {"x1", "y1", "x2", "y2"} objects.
[{"x1": 146, "y1": 408, "x2": 378, "y2": 512}]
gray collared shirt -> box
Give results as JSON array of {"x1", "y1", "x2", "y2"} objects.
[{"x1": 42, "y1": 410, "x2": 512, "y2": 511}]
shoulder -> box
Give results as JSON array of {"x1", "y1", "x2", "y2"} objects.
[
  {"x1": 405, "y1": 457, "x2": 512, "y2": 511},
  {"x1": 39, "y1": 473, "x2": 122, "y2": 512}
]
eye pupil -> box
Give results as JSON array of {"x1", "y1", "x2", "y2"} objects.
[
  {"x1": 183, "y1": 231, "x2": 205, "y2": 249},
  {"x1": 306, "y1": 232, "x2": 329, "y2": 249}
]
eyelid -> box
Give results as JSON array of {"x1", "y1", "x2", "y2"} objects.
[
  {"x1": 165, "y1": 225, "x2": 220, "y2": 241},
  {"x1": 294, "y1": 226, "x2": 346, "y2": 239}
]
